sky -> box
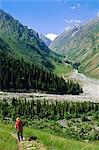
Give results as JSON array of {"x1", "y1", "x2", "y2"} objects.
[{"x1": 0, "y1": 0, "x2": 99, "y2": 41}]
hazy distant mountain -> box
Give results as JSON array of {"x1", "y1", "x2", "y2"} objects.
[
  {"x1": 0, "y1": 9, "x2": 59, "y2": 70},
  {"x1": 50, "y1": 18, "x2": 99, "y2": 79},
  {"x1": 39, "y1": 34, "x2": 52, "y2": 46}
]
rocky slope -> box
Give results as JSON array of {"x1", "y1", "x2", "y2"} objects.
[{"x1": 39, "y1": 34, "x2": 52, "y2": 46}]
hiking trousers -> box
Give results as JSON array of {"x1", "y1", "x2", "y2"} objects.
[{"x1": 17, "y1": 131, "x2": 23, "y2": 141}]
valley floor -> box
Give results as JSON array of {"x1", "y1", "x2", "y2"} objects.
[
  {"x1": 0, "y1": 91, "x2": 99, "y2": 103},
  {"x1": 0, "y1": 69, "x2": 99, "y2": 102}
]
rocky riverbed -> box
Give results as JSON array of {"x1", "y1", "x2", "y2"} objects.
[
  {"x1": 0, "y1": 69, "x2": 99, "y2": 102},
  {"x1": 69, "y1": 69, "x2": 99, "y2": 96}
]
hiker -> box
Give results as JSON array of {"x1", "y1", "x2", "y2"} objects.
[{"x1": 15, "y1": 117, "x2": 23, "y2": 141}]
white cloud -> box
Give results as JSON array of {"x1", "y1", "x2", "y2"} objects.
[
  {"x1": 70, "y1": 19, "x2": 73, "y2": 23},
  {"x1": 97, "y1": 10, "x2": 99, "y2": 17},
  {"x1": 45, "y1": 33, "x2": 58, "y2": 41},
  {"x1": 70, "y1": 6, "x2": 76, "y2": 10},
  {"x1": 74, "y1": 19, "x2": 82, "y2": 23},
  {"x1": 65, "y1": 18, "x2": 82, "y2": 24},
  {"x1": 65, "y1": 19, "x2": 82, "y2": 31},
  {"x1": 65, "y1": 19, "x2": 75, "y2": 23},
  {"x1": 65, "y1": 19, "x2": 69, "y2": 23},
  {"x1": 70, "y1": 3, "x2": 81, "y2": 10},
  {"x1": 65, "y1": 26, "x2": 73, "y2": 31},
  {"x1": 77, "y1": 3, "x2": 81, "y2": 7}
]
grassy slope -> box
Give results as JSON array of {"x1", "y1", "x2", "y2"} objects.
[
  {"x1": 52, "y1": 61, "x2": 72, "y2": 76},
  {"x1": 0, "y1": 33, "x2": 43, "y2": 65},
  {"x1": 0, "y1": 32, "x2": 53, "y2": 68},
  {"x1": 0, "y1": 121, "x2": 99, "y2": 150},
  {"x1": 78, "y1": 50, "x2": 99, "y2": 79},
  {"x1": 0, "y1": 9, "x2": 63, "y2": 71},
  {"x1": 0, "y1": 9, "x2": 73, "y2": 77},
  {"x1": 0, "y1": 32, "x2": 70, "y2": 75},
  {"x1": 0, "y1": 121, "x2": 18, "y2": 150},
  {"x1": 25, "y1": 127, "x2": 99, "y2": 150}
]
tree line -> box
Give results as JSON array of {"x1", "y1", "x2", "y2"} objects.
[
  {"x1": 0, "y1": 98, "x2": 99, "y2": 121},
  {"x1": 0, "y1": 52, "x2": 83, "y2": 94}
]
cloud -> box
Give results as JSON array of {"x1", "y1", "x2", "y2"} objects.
[
  {"x1": 70, "y1": 3, "x2": 81, "y2": 10},
  {"x1": 70, "y1": 19, "x2": 73, "y2": 23},
  {"x1": 77, "y1": 3, "x2": 81, "y2": 7},
  {"x1": 65, "y1": 26, "x2": 73, "y2": 31},
  {"x1": 70, "y1": 6, "x2": 76, "y2": 10},
  {"x1": 65, "y1": 19, "x2": 82, "y2": 24},
  {"x1": 74, "y1": 19, "x2": 82, "y2": 23},
  {"x1": 97, "y1": 10, "x2": 99, "y2": 17},
  {"x1": 45, "y1": 33, "x2": 58, "y2": 41},
  {"x1": 65, "y1": 19, "x2": 69, "y2": 23},
  {"x1": 65, "y1": 19, "x2": 82, "y2": 31}
]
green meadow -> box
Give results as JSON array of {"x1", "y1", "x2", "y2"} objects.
[{"x1": 0, "y1": 121, "x2": 99, "y2": 150}]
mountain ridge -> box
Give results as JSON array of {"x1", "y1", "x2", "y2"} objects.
[
  {"x1": 0, "y1": 9, "x2": 60, "y2": 70},
  {"x1": 39, "y1": 34, "x2": 52, "y2": 46},
  {"x1": 50, "y1": 17, "x2": 99, "y2": 79}
]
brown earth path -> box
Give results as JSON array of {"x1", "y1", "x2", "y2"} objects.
[{"x1": 11, "y1": 133, "x2": 46, "y2": 150}]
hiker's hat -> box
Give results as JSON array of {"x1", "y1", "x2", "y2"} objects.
[{"x1": 16, "y1": 117, "x2": 20, "y2": 121}]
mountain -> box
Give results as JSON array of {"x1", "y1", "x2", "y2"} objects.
[
  {"x1": 0, "y1": 9, "x2": 60, "y2": 70},
  {"x1": 50, "y1": 18, "x2": 99, "y2": 79},
  {"x1": 39, "y1": 34, "x2": 52, "y2": 46}
]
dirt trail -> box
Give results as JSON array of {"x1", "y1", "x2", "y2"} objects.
[{"x1": 11, "y1": 133, "x2": 46, "y2": 150}]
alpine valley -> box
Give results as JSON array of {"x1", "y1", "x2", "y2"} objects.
[{"x1": 0, "y1": 8, "x2": 99, "y2": 150}]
